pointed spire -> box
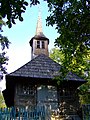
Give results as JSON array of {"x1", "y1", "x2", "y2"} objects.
[
  {"x1": 29, "y1": 6, "x2": 49, "y2": 59},
  {"x1": 36, "y1": 9, "x2": 43, "y2": 35},
  {"x1": 35, "y1": 8, "x2": 46, "y2": 37}
]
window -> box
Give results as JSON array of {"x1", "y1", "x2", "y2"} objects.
[
  {"x1": 17, "y1": 84, "x2": 36, "y2": 96},
  {"x1": 37, "y1": 41, "x2": 40, "y2": 48},
  {"x1": 22, "y1": 85, "x2": 36, "y2": 95},
  {"x1": 36, "y1": 41, "x2": 45, "y2": 49},
  {"x1": 59, "y1": 87, "x2": 74, "y2": 97},
  {"x1": 42, "y1": 41, "x2": 45, "y2": 49}
]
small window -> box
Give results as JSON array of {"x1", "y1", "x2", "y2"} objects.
[
  {"x1": 37, "y1": 41, "x2": 40, "y2": 48},
  {"x1": 22, "y1": 85, "x2": 36, "y2": 95},
  {"x1": 42, "y1": 41, "x2": 45, "y2": 49}
]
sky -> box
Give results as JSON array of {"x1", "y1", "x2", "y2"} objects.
[{"x1": 0, "y1": 0, "x2": 59, "y2": 90}]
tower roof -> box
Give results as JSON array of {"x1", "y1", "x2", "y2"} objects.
[{"x1": 30, "y1": 13, "x2": 49, "y2": 46}]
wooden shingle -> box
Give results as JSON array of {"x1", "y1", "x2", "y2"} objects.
[
  {"x1": 8, "y1": 54, "x2": 61, "y2": 79},
  {"x1": 7, "y1": 54, "x2": 86, "y2": 82}
]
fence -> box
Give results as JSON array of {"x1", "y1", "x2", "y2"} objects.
[
  {"x1": 1, "y1": 105, "x2": 90, "y2": 120},
  {"x1": 0, "y1": 106, "x2": 50, "y2": 120},
  {"x1": 82, "y1": 104, "x2": 90, "y2": 120}
]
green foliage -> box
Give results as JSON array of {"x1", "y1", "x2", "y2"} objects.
[
  {"x1": 47, "y1": 0, "x2": 90, "y2": 76},
  {"x1": 49, "y1": 47, "x2": 64, "y2": 64},
  {"x1": 0, "y1": 0, "x2": 40, "y2": 28},
  {"x1": 79, "y1": 81, "x2": 90, "y2": 104},
  {"x1": 0, "y1": 0, "x2": 40, "y2": 73},
  {"x1": 0, "y1": 0, "x2": 28, "y2": 28},
  {"x1": 0, "y1": 92, "x2": 6, "y2": 108},
  {"x1": 50, "y1": 47, "x2": 90, "y2": 104},
  {"x1": 49, "y1": 47, "x2": 68, "y2": 84},
  {"x1": 48, "y1": 1, "x2": 90, "y2": 103},
  {"x1": 50, "y1": 48, "x2": 90, "y2": 79},
  {"x1": 0, "y1": 15, "x2": 10, "y2": 73}
]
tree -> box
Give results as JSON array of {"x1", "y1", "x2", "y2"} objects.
[
  {"x1": 47, "y1": 0, "x2": 90, "y2": 76},
  {"x1": 0, "y1": 0, "x2": 40, "y2": 74},
  {"x1": 0, "y1": 0, "x2": 39, "y2": 28},
  {"x1": 79, "y1": 81, "x2": 90, "y2": 104},
  {"x1": 0, "y1": 0, "x2": 29, "y2": 73},
  {"x1": 50, "y1": 47, "x2": 90, "y2": 77},
  {"x1": 0, "y1": 16, "x2": 10, "y2": 74},
  {"x1": 50, "y1": 47, "x2": 90, "y2": 104},
  {"x1": 49, "y1": 47, "x2": 64, "y2": 64},
  {"x1": 50, "y1": 48, "x2": 90, "y2": 78}
]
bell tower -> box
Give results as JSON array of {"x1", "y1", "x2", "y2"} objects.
[{"x1": 29, "y1": 13, "x2": 49, "y2": 59}]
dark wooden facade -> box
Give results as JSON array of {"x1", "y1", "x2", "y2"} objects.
[{"x1": 3, "y1": 54, "x2": 86, "y2": 119}]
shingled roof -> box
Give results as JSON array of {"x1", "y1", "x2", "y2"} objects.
[
  {"x1": 8, "y1": 54, "x2": 61, "y2": 79},
  {"x1": 7, "y1": 54, "x2": 86, "y2": 82}
]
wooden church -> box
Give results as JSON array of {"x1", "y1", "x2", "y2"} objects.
[{"x1": 3, "y1": 14, "x2": 86, "y2": 119}]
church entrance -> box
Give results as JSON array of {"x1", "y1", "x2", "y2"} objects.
[{"x1": 37, "y1": 85, "x2": 58, "y2": 111}]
